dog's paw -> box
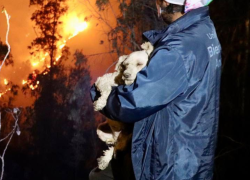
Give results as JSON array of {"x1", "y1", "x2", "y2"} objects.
[
  {"x1": 97, "y1": 147, "x2": 114, "y2": 170},
  {"x1": 96, "y1": 129, "x2": 117, "y2": 145},
  {"x1": 97, "y1": 129, "x2": 114, "y2": 143},
  {"x1": 93, "y1": 100, "x2": 106, "y2": 111},
  {"x1": 105, "y1": 138, "x2": 116, "y2": 145}
]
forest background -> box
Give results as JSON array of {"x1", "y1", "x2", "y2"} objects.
[{"x1": 0, "y1": 0, "x2": 249, "y2": 180}]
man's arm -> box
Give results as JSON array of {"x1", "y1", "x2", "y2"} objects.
[{"x1": 90, "y1": 48, "x2": 189, "y2": 123}]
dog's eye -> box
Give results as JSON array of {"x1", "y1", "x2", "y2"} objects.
[
  {"x1": 122, "y1": 62, "x2": 128, "y2": 67},
  {"x1": 137, "y1": 63, "x2": 143, "y2": 66}
]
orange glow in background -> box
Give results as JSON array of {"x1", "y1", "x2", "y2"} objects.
[
  {"x1": 0, "y1": 0, "x2": 117, "y2": 105},
  {"x1": 29, "y1": 12, "x2": 89, "y2": 69},
  {"x1": 25, "y1": 11, "x2": 89, "y2": 91}
]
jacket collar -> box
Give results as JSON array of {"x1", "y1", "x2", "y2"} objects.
[{"x1": 143, "y1": 6, "x2": 210, "y2": 45}]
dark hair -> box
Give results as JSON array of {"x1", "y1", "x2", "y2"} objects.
[{"x1": 165, "y1": 3, "x2": 185, "y2": 14}]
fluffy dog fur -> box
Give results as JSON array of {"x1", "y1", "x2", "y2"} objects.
[{"x1": 94, "y1": 42, "x2": 154, "y2": 170}]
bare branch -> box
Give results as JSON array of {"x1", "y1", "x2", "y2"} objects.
[
  {"x1": 0, "y1": 8, "x2": 11, "y2": 72},
  {"x1": 0, "y1": 108, "x2": 21, "y2": 180}
]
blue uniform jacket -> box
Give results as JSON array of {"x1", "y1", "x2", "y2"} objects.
[{"x1": 90, "y1": 6, "x2": 221, "y2": 180}]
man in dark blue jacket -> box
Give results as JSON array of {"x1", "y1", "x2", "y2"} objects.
[{"x1": 90, "y1": 0, "x2": 221, "y2": 179}]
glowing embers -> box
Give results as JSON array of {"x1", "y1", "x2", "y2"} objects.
[
  {"x1": 22, "y1": 71, "x2": 40, "y2": 91},
  {"x1": 32, "y1": 62, "x2": 39, "y2": 67},
  {"x1": 0, "y1": 79, "x2": 11, "y2": 97},
  {"x1": 3, "y1": 79, "x2": 8, "y2": 85},
  {"x1": 30, "y1": 52, "x2": 49, "y2": 67},
  {"x1": 0, "y1": 88, "x2": 11, "y2": 97},
  {"x1": 22, "y1": 80, "x2": 27, "y2": 85}
]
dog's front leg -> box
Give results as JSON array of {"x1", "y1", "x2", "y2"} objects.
[{"x1": 93, "y1": 88, "x2": 112, "y2": 111}]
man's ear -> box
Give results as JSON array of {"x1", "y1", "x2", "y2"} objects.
[{"x1": 156, "y1": 0, "x2": 161, "y2": 17}]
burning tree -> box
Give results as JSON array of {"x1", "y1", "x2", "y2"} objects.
[
  {"x1": 19, "y1": 0, "x2": 97, "y2": 179},
  {"x1": 29, "y1": 0, "x2": 68, "y2": 69}
]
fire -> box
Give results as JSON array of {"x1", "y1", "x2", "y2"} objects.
[
  {"x1": 32, "y1": 62, "x2": 39, "y2": 67},
  {"x1": 4, "y1": 79, "x2": 8, "y2": 85},
  {"x1": 59, "y1": 44, "x2": 66, "y2": 49},
  {"x1": 23, "y1": 12, "x2": 88, "y2": 92},
  {"x1": 21, "y1": 71, "x2": 40, "y2": 91},
  {"x1": 29, "y1": 14, "x2": 88, "y2": 69},
  {"x1": 31, "y1": 51, "x2": 49, "y2": 67},
  {"x1": 56, "y1": 55, "x2": 61, "y2": 61},
  {"x1": 29, "y1": 84, "x2": 38, "y2": 90},
  {"x1": 0, "y1": 88, "x2": 11, "y2": 98},
  {"x1": 1, "y1": 79, "x2": 10, "y2": 97},
  {"x1": 68, "y1": 21, "x2": 88, "y2": 39},
  {"x1": 62, "y1": 13, "x2": 88, "y2": 39}
]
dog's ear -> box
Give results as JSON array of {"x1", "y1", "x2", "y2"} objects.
[
  {"x1": 115, "y1": 55, "x2": 128, "y2": 71},
  {"x1": 141, "y1": 42, "x2": 154, "y2": 56}
]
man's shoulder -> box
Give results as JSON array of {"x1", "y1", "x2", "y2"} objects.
[
  {"x1": 168, "y1": 22, "x2": 218, "y2": 52},
  {"x1": 152, "y1": 17, "x2": 220, "y2": 60}
]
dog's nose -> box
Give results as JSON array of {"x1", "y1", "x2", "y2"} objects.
[{"x1": 123, "y1": 72, "x2": 131, "y2": 78}]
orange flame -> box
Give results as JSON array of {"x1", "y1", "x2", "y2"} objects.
[
  {"x1": 30, "y1": 14, "x2": 88, "y2": 69},
  {"x1": 4, "y1": 79, "x2": 8, "y2": 85},
  {"x1": 23, "y1": 12, "x2": 88, "y2": 92},
  {"x1": 0, "y1": 88, "x2": 11, "y2": 98}
]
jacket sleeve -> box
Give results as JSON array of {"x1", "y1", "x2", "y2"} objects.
[{"x1": 90, "y1": 49, "x2": 188, "y2": 123}]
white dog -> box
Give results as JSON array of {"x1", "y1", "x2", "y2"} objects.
[{"x1": 94, "y1": 42, "x2": 154, "y2": 170}]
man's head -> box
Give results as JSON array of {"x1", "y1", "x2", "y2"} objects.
[{"x1": 156, "y1": 0, "x2": 185, "y2": 24}]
